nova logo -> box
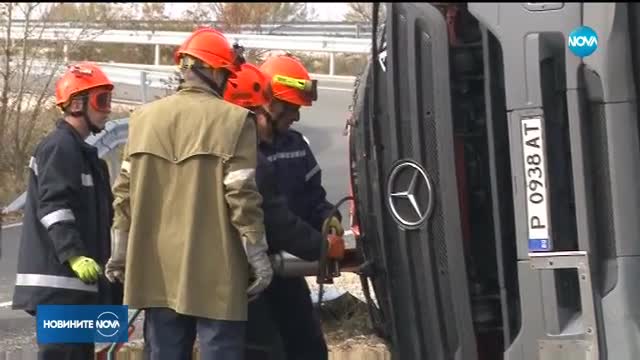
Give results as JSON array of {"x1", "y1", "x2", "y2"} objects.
[
  {"x1": 568, "y1": 26, "x2": 598, "y2": 57},
  {"x1": 36, "y1": 305, "x2": 128, "y2": 344},
  {"x1": 95, "y1": 311, "x2": 120, "y2": 338}
]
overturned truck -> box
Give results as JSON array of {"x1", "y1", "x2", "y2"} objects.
[{"x1": 346, "y1": 2, "x2": 640, "y2": 360}]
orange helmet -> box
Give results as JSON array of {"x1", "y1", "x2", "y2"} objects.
[
  {"x1": 55, "y1": 62, "x2": 114, "y2": 108},
  {"x1": 174, "y1": 27, "x2": 244, "y2": 73},
  {"x1": 223, "y1": 63, "x2": 271, "y2": 108},
  {"x1": 259, "y1": 54, "x2": 317, "y2": 107}
]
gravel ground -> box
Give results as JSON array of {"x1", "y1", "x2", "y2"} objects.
[
  {"x1": 0, "y1": 273, "x2": 388, "y2": 358},
  {"x1": 0, "y1": 319, "x2": 38, "y2": 358},
  {"x1": 306, "y1": 273, "x2": 380, "y2": 308},
  {"x1": 307, "y1": 274, "x2": 387, "y2": 349}
]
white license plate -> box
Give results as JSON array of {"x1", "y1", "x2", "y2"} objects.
[{"x1": 521, "y1": 117, "x2": 552, "y2": 251}]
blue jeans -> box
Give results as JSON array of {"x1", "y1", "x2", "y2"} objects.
[{"x1": 143, "y1": 307, "x2": 246, "y2": 360}]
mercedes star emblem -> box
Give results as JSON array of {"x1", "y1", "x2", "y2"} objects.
[{"x1": 386, "y1": 160, "x2": 434, "y2": 229}]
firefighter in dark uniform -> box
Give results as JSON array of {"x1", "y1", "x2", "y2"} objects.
[
  {"x1": 224, "y1": 62, "x2": 346, "y2": 359},
  {"x1": 257, "y1": 55, "x2": 343, "y2": 360},
  {"x1": 12, "y1": 62, "x2": 122, "y2": 360}
]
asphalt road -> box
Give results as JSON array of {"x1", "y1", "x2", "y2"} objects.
[{"x1": 0, "y1": 79, "x2": 356, "y2": 355}]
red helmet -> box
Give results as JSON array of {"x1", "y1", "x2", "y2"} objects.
[
  {"x1": 55, "y1": 62, "x2": 113, "y2": 109},
  {"x1": 259, "y1": 54, "x2": 317, "y2": 107},
  {"x1": 174, "y1": 27, "x2": 244, "y2": 74},
  {"x1": 223, "y1": 63, "x2": 271, "y2": 108}
]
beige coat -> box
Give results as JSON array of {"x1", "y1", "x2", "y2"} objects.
[{"x1": 112, "y1": 82, "x2": 265, "y2": 321}]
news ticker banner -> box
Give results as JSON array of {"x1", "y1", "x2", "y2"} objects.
[{"x1": 36, "y1": 305, "x2": 129, "y2": 344}]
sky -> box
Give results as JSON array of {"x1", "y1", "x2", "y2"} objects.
[{"x1": 163, "y1": 2, "x2": 350, "y2": 21}]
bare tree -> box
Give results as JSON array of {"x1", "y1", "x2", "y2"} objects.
[
  {"x1": 181, "y1": 3, "x2": 316, "y2": 63},
  {"x1": 344, "y1": 3, "x2": 385, "y2": 23},
  {"x1": 0, "y1": 2, "x2": 110, "y2": 201},
  {"x1": 46, "y1": 2, "x2": 128, "y2": 25},
  {"x1": 129, "y1": 3, "x2": 168, "y2": 31},
  {"x1": 211, "y1": 3, "x2": 314, "y2": 33}
]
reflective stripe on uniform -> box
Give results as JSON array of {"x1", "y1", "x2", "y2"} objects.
[
  {"x1": 15, "y1": 273, "x2": 98, "y2": 293},
  {"x1": 266, "y1": 150, "x2": 306, "y2": 162},
  {"x1": 305, "y1": 164, "x2": 320, "y2": 182},
  {"x1": 29, "y1": 157, "x2": 38, "y2": 176},
  {"x1": 81, "y1": 173, "x2": 94, "y2": 187},
  {"x1": 40, "y1": 209, "x2": 75, "y2": 229},
  {"x1": 224, "y1": 169, "x2": 255, "y2": 186},
  {"x1": 121, "y1": 160, "x2": 131, "y2": 173}
]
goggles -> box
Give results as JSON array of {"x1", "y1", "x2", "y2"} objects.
[
  {"x1": 86, "y1": 88, "x2": 112, "y2": 113},
  {"x1": 273, "y1": 74, "x2": 318, "y2": 102}
]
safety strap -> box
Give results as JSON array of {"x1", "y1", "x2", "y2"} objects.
[{"x1": 66, "y1": 95, "x2": 102, "y2": 134}]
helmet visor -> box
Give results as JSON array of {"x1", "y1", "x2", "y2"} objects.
[{"x1": 272, "y1": 74, "x2": 318, "y2": 102}]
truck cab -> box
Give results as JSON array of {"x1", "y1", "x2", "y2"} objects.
[{"x1": 347, "y1": 3, "x2": 640, "y2": 359}]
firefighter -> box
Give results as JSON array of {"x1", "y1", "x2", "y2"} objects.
[
  {"x1": 104, "y1": 28, "x2": 272, "y2": 360},
  {"x1": 12, "y1": 62, "x2": 122, "y2": 359},
  {"x1": 223, "y1": 62, "x2": 346, "y2": 261},
  {"x1": 223, "y1": 62, "x2": 346, "y2": 359},
  {"x1": 253, "y1": 54, "x2": 343, "y2": 360}
]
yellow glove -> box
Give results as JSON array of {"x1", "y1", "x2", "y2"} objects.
[
  {"x1": 322, "y1": 216, "x2": 344, "y2": 236},
  {"x1": 68, "y1": 256, "x2": 102, "y2": 284}
]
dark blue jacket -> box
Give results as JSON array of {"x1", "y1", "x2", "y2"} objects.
[
  {"x1": 13, "y1": 120, "x2": 123, "y2": 312},
  {"x1": 258, "y1": 129, "x2": 337, "y2": 231},
  {"x1": 255, "y1": 152, "x2": 325, "y2": 261}
]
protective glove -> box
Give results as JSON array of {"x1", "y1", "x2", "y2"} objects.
[
  {"x1": 68, "y1": 256, "x2": 102, "y2": 284},
  {"x1": 243, "y1": 233, "x2": 273, "y2": 297},
  {"x1": 327, "y1": 234, "x2": 345, "y2": 260},
  {"x1": 105, "y1": 229, "x2": 128, "y2": 283},
  {"x1": 322, "y1": 216, "x2": 344, "y2": 236}
]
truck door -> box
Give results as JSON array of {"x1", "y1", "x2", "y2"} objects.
[
  {"x1": 467, "y1": 2, "x2": 637, "y2": 359},
  {"x1": 349, "y1": 3, "x2": 478, "y2": 359}
]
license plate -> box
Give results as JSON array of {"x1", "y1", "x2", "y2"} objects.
[{"x1": 521, "y1": 117, "x2": 552, "y2": 251}]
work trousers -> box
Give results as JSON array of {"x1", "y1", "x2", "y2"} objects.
[
  {"x1": 265, "y1": 277, "x2": 328, "y2": 360},
  {"x1": 143, "y1": 307, "x2": 246, "y2": 360},
  {"x1": 37, "y1": 343, "x2": 94, "y2": 360},
  {"x1": 246, "y1": 294, "x2": 287, "y2": 360}
]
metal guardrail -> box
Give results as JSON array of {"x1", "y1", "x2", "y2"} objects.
[
  {"x1": 7, "y1": 20, "x2": 373, "y2": 38},
  {"x1": 27, "y1": 61, "x2": 357, "y2": 90},
  {"x1": 0, "y1": 27, "x2": 371, "y2": 52},
  {"x1": 0, "y1": 26, "x2": 371, "y2": 75}
]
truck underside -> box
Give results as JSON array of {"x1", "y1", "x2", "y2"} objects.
[{"x1": 348, "y1": 3, "x2": 640, "y2": 359}]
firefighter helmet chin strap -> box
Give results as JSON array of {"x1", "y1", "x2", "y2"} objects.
[
  {"x1": 261, "y1": 106, "x2": 280, "y2": 137},
  {"x1": 69, "y1": 96, "x2": 102, "y2": 135},
  {"x1": 192, "y1": 66, "x2": 227, "y2": 97}
]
